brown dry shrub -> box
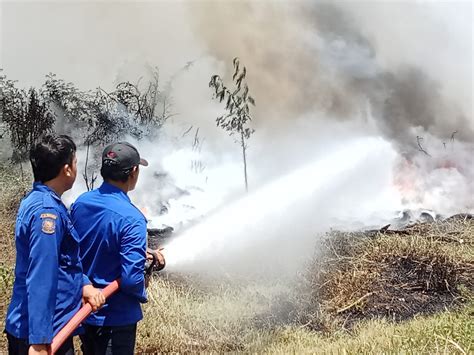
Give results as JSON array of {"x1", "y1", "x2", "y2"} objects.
[{"x1": 307, "y1": 218, "x2": 474, "y2": 327}]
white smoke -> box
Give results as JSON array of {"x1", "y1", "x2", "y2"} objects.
[
  {"x1": 163, "y1": 137, "x2": 402, "y2": 277},
  {"x1": 3, "y1": 1, "x2": 473, "y2": 277}
]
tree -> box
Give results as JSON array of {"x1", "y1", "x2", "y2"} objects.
[
  {"x1": 0, "y1": 73, "x2": 55, "y2": 178},
  {"x1": 1, "y1": 69, "x2": 175, "y2": 190},
  {"x1": 111, "y1": 69, "x2": 175, "y2": 131},
  {"x1": 43, "y1": 70, "x2": 175, "y2": 190},
  {"x1": 209, "y1": 58, "x2": 256, "y2": 192},
  {"x1": 43, "y1": 73, "x2": 104, "y2": 190}
]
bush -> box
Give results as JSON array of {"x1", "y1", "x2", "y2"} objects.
[{"x1": 306, "y1": 218, "x2": 474, "y2": 326}]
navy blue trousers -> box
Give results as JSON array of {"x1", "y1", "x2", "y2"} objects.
[
  {"x1": 80, "y1": 323, "x2": 137, "y2": 355},
  {"x1": 5, "y1": 331, "x2": 74, "y2": 355}
]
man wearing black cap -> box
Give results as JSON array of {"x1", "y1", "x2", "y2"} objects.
[{"x1": 71, "y1": 142, "x2": 155, "y2": 354}]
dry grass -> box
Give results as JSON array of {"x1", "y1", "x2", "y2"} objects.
[
  {"x1": 0, "y1": 163, "x2": 473, "y2": 353},
  {"x1": 137, "y1": 276, "x2": 285, "y2": 353},
  {"x1": 305, "y1": 218, "x2": 474, "y2": 326},
  {"x1": 0, "y1": 163, "x2": 30, "y2": 350},
  {"x1": 246, "y1": 301, "x2": 473, "y2": 354},
  {"x1": 138, "y1": 218, "x2": 473, "y2": 353},
  {"x1": 138, "y1": 272, "x2": 473, "y2": 354}
]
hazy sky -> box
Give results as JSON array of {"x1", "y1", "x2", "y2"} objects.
[
  {"x1": 1, "y1": 0, "x2": 203, "y2": 90},
  {"x1": 1, "y1": 1, "x2": 472, "y2": 95}
]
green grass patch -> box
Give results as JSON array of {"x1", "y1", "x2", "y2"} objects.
[{"x1": 248, "y1": 301, "x2": 473, "y2": 354}]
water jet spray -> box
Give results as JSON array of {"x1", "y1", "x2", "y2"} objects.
[{"x1": 162, "y1": 137, "x2": 396, "y2": 275}]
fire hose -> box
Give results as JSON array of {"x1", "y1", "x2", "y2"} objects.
[
  {"x1": 49, "y1": 279, "x2": 120, "y2": 354},
  {"x1": 49, "y1": 248, "x2": 164, "y2": 354}
]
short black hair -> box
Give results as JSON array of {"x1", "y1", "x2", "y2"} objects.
[
  {"x1": 30, "y1": 134, "x2": 76, "y2": 183},
  {"x1": 100, "y1": 164, "x2": 136, "y2": 183}
]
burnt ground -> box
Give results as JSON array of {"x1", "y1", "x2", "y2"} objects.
[{"x1": 302, "y1": 216, "x2": 474, "y2": 330}]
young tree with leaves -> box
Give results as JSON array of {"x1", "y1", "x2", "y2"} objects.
[{"x1": 209, "y1": 58, "x2": 256, "y2": 192}]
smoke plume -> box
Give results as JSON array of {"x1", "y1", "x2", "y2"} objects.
[
  {"x1": 2, "y1": 1, "x2": 473, "y2": 278},
  {"x1": 190, "y1": 1, "x2": 472, "y2": 150}
]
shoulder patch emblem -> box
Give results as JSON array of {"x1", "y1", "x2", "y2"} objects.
[
  {"x1": 40, "y1": 213, "x2": 57, "y2": 220},
  {"x1": 42, "y1": 218, "x2": 56, "y2": 234}
]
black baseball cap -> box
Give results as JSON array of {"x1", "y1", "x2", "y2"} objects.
[{"x1": 102, "y1": 142, "x2": 148, "y2": 171}]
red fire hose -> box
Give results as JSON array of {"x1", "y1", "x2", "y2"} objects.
[{"x1": 49, "y1": 280, "x2": 120, "y2": 354}]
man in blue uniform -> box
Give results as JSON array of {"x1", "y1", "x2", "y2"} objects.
[
  {"x1": 5, "y1": 134, "x2": 105, "y2": 355},
  {"x1": 71, "y1": 142, "x2": 156, "y2": 354}
]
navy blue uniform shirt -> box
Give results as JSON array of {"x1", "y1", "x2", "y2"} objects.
[
  {"x1": 71, "y1": 182, "x2": 147, "y2": 326},
  {"x1": 5, "y1": 183, "x2": 89, "y2": 344}
]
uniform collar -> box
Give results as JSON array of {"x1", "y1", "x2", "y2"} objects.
[
  {"x1": 33, "y1": 182, "x2": 61, "y2": 202},
  {"x1": 99, "y1": 182, "x2": 131, "y2": 203}
]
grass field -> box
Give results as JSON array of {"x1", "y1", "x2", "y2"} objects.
[
  {"x1": 137, "y1": 218, "x2": 473, "y2": 354},
  {"x1": 139, "y1": 277, "x2": 473, "y2": 354},
  {"x1": 1, "y1": 165, "x2": 473, "y2": 353}
]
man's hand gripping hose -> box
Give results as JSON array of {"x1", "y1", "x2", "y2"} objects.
[
  {"x1": 49, "y1": 280, "x2": 120, "y2": 354},
  {"x1": 145, "y1": 247, "x2": 165, "y2": 287}
]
